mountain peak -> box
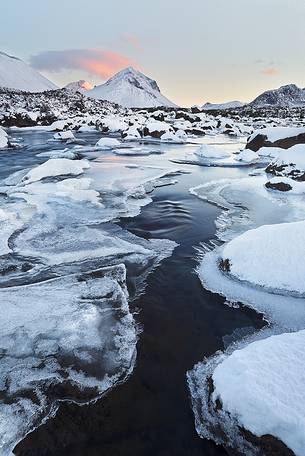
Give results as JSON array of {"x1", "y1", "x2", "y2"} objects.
[
  {"x1": 0, "y1": 50, "x2": 57, "y2": 92},
  {"x1": 250, "y1": 83, "x2": 305, "y2": 107},
  {"x1": 88, "y1": 67, "x2": 177, "y2": 108}
]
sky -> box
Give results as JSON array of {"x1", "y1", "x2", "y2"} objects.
[{"x1": 2, "y1": 0, "x2": 305, "y2": 106}]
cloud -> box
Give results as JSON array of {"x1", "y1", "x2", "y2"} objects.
[
  {"x1": 261, "y1": 67, "x2": 279, "y2": 76},
  {"x1": 30, "y1": 49, "x2": 136, "y2": 79}
]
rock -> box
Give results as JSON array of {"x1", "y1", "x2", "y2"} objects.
[
  {"x1": 265, "y1": 180, "x2": 292, "y2": 192},
  {"x1": 247, "y1": 131, "x2": 305, "y2": 152}
]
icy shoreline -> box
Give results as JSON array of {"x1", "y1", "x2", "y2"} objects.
[{"x1": 188, "y1": 160, "x2": 305, "y2": 455}]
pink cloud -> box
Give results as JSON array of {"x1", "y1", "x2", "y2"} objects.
[
  {"x1": 261, "y1": 67, "x2": 279, "y2": 76},
  {"x1": 30, "y1": 49, "x2": 137, "y2": 79}
]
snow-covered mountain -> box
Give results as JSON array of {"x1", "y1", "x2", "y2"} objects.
[
  {"x1": 250, "y1": 84, "x2": 305, "y2": 107},
  {"x1": 64, "y1": 80, "x2": 93, "y2": 93},
  {"x1": 202, "y1": 100, "x2": 245, "y2": 110},
  {"x1": 87, "y1": 67, "x2": 177, "y2": 108},
  {"x1": 0, "y1": 51, "x2": 57, "y2": 92}
]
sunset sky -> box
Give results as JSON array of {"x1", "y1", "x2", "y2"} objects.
[{"x1": 2, "y1": 0, "x2": 305, "y2": 106}]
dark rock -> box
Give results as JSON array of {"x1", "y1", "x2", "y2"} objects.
[
  {"x1": 219, "y1": 258, "x2": 231, "y2": 272},
  {"x1": 191, "y1": 106, "x2": 202, "y2": 114},
  {"x1": 265, "y1": 181, "x2": 292, "y2": 192},
  {"x1": 266, "y1": 162, "x2": 305, "y2": 181},
  {"x1": 247, "y1": 132, "x2": 305, "y2": 151},
  {"x1": 150, "y1": 112, "x2": 165, "y2": 122},
  {"x1": 142, "y1": 126, "x2": 166, "y2": 138}
]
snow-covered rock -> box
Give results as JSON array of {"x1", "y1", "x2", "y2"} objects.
[
  {"x1": 236, "y1": 149, "x2": 258, "y2": 163},
  {"x1": 221, "y1": 220, "x2": 305, "y2": 295},
  {"x1": 212, "y1": 330, "x2": 305, "y2": 456},
  {"x1": 265, "y1": 176, "x2": 305, "y2": 193},
  {"x1": 49, "y1": 120, "x2": 70, "y2": 131},
  {"x1": 265, "y1": 144, "x2": 305, "y2": 181},
  {"x1": 95, "y1": 137, "x2": 121, "y2": 149},
  {"x1": 247, "y1": 127, "x2": 305, "y2": 151},
  {"x1": 160, "y1": 129, "x2": 187, "y2": 143},
  {"x1": 142, "y1": 120, "x2": 172, "y2": 138},
  {"x1": 53, "y1": 130, "x2": 75, "y2": 141},
  {"x1": 122, "y1": 125, "x2": 141, "y2": 140},
  {"x1": 88, "y1": 67, "x2": 177, "y2": 108},
  {"x1": 0, "y1": 51, "x2": 57, "y2": 92}
]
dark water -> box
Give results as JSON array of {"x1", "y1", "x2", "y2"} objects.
[{"x1": 15, "y1": 168, "x2": 265, "y2": 456}]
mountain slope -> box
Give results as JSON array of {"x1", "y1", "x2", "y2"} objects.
[
  {"x1": 250, "y1": 84, "x2": 305, "y2": 107},
  {"x1": 87, "y1": 67, "x2": 177, "y2": 108},
  {"x1": 0, "y1": 51, "x2": 57, "y2": 92},
  {"x1": 202, "y1": 100, "x2": 245, "y2": 110},
  {"x1": 64, "y1": 80, "x2": 93, "y2": 93}
]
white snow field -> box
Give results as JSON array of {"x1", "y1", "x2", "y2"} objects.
[
  {"x1": 88, "y1": 67, "x2": 177, "y2": 108},
  {"x1": 0, "y1": 51, "x2": 57, "y2": 92}
]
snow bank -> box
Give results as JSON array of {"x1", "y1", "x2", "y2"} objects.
[
  {"x1": 22, "y1": 158, "x2": 90, "y2": 184},
  {"x1": 53, "y1": 130, "x2": 75, "y2": 141},
  {"x1": 222, "y1": 220, "x2": 305, "y2": 295},
  {"x1": 212, "y1": 330, "x2": 305, "y2": 456}
]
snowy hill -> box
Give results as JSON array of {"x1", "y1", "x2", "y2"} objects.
[
  {"x1": 87, "y1": 67, "x2": 177, "y2": 108},
  {"x1": 0, "y1": 51, "x2": 58, "y2": 92},
  {"x1": 250, "y1": 84, "x2": 305, "y2": 108},
  {"x1": 202, "y1": 100, "x2": 245, "y2": 110},
  {"x1": 64, "y1": 80, "x2": 93, "y2": 93}
]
